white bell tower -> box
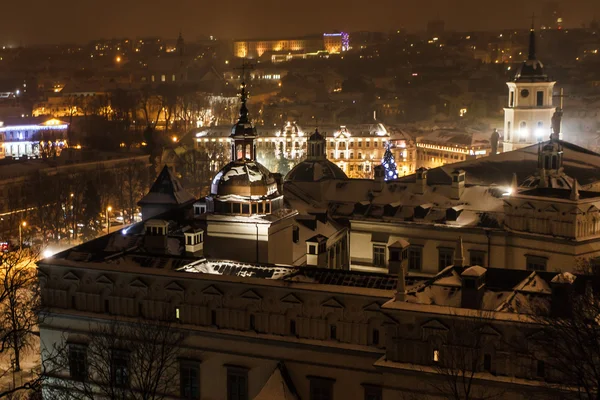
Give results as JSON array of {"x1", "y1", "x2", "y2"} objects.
[{"x1": 503, "y1": 25, "x2": 556, "y2": 152}]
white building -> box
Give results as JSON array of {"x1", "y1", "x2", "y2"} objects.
[
  {"x1": 0, "y1": 118, "x2": 68, "y2": 159},
  {"x1": 503, "y1": 26, "x2": 557, "y2": 152}
]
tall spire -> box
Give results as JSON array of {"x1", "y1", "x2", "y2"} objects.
[{"x1": 528, "y1": 14, "x2": 537, "y2": 60}]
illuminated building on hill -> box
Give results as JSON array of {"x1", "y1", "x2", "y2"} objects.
[{"x1": 233, "y1": 33, "x2": 350, "y2": 61}]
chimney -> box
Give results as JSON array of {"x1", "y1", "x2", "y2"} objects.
[
  {"x1": 390, "y1": 239, "x2": 410, "y2": 301},
  {"x1": 451, "y1": 169, "x2": 466, "y2": 200},
  {"x1": 306, "y1": 234, "x2": 328, "y2": 267},
  {"x1": 143, "y1": 219, "x2": 170, "y2": 254},
  {"x1": 460, "y1": 266, "x2": 486, "y2": 309},
  {"x1": 454, "y1": 236, "x2": 465, "y2": 267},
  {"x1": 570, "y1": 179, "x2": 580, "y2": 201},
  {"x1": 550, "y1": 272, "x2": 576, "y2": 317},
  {"x1": 415, "y1": 167, "x2": 428, "y2": 195}
]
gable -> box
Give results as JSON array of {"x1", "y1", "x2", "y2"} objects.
[
  {"x1": 165, "y1": 281, "x2": 185, "y2": 292},
  {"x1": 202, "y1": 285, "x2": 223, "y2": 296},
  {"x1": 363, "y1": 302, "x2": 382, "y2": 312},
  {"x1": 95, "y1": 275, "x2": 113, "y2": 285},
  {"x1": 63, "y1": 272, "x2": 80, "y2": 282},
  {"x1": 321, "y1": 297, "x2": 344, "y2": 309},
  {"x1": 280, "y1": 293, "x2": 302, "y2": 304},
  {"x1": 240, "y1": 289, "x2": 262, "y2": 300},
  {"x1": 129, "y1": 279, "x2": 148, "y2": 289},
  {"x1": 421, "y1": 319, "x2": 449, "y2": 332}
]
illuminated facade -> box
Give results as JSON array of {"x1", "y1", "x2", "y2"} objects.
[
  {"x1": 503, "y1": 27, "x2": 556, "y2": 152},
  {"x1": 0, "y1": 118, "x2": 68, "y2": 159},
  {"x1": 415, "y1": 143, "x2": 484, "y2": 169},
  {"x1": 233, "y1": 33, "x2": 349, "y2": 60}
]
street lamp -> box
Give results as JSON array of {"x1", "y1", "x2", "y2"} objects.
[
  {"x1": 106, "y1": 206, "x2": 112, "y2": 235},
  {"x1": 19, "y1": 221, "x2": 26, "y2": 248}
]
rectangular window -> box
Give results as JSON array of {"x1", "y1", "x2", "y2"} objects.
[
  {"x1": 372, "y1": 329, "x2": 380, "y2": 345},
  {"x1": 373, "y1": 245, "x2": 386, "y2": 267},
  {"x1": 180, "y1": 361, "x2": 200, "y2": 399},
  {"x1": 290, "y1": 319, "x2": 296, "y2": 335},
  {"x1": 309, "y1": 377, "x2": 334, "y2": 400},
  {"x1": 111, "y1": 350, "x2": 129, "y2": 387},
  {"x1": 358, "y1": 142, "x2": 362, "y2": 147},
  {"x1": 484, "y1": 354, "x2": 492, "y2": 372},
  {"x1": 68, "y1": 344, "x2": 87, "y2": 381},
  {"x1": 509, "y1": 91, "x2": 514, "y2": 107},
  {"x1": 309, "y1": 244, "x2": 316, "y2": 255},
  {"x1": 364, "y1": 385, "x2": 382, "y2": 400},
  {"x1": 536, "y1": 360, "x2": 545, "y2": 378},
  {"x1": 227, "y1": 367, "x2": 248, "y2": 400},
  {"x1": 329, "y1": 324, "x2": 337, "y2": 340},
  {"x1": 211, "y1": 310, "x2": 217, "y2": 326},
  {"x1": 527, "y1": 256, "x2": 547, "y2": 272},
  {"x1": 408, "y1": 246, "x2": 422, "y2": 271},
  {"x1": 366, "y1": 141, "x2": 370, "y2": 147},
  {"x1": 537, "y1": 91, "x2": 544, "y2": 106},
  {"x1": 470, "y1": 250, "x2": 486, "y2": 267},
  {"x1": 242, "y1": 203, "x2": 250, "y2": 214},
  {"x1": 232, "y1": 203, "x2": 241, "y2": 214},
  {"x1": 438, "y1": 247, "x2": 454, "y2": 271}
]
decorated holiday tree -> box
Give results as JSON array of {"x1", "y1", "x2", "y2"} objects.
[{"x1": 381, "y1": 142, "x2": 398, "y2": 181}]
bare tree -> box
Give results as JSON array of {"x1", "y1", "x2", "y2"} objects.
[
  {"x1": 424, "y1": 311, "x2": 505, "y2": 400},
  {"x1": 526, "y1": 279, "x2": 600, "y2": 400},
  {"x1": 0, "y1": 246, "x2": 63, "y2": 399},
  {"x1": 47, "y1": 317, "x2": 185, "y2": 400}
]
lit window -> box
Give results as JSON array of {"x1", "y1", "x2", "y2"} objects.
[
  {"x1": 175, "y1": 307, "x2": 180, "y2": 321},
  {"x1": 433, "y1": 349, "x2": 440, "y2": 362}
]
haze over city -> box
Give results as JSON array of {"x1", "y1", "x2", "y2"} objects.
[{"x1": 2, "y1": 0, "x2": 600, "y2": 45}]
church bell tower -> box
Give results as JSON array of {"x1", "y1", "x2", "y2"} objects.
[{"x1": 503, "y1": 23, "x2": 556, "y2": 152}]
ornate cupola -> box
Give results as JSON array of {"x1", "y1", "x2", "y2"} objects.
[
  {"x1": 503, "y1": 22, "x2": 556, "y2": 152},
  {"x1": 207, "y1": 80, "x2": 282, "y2": 216},
  {"x1": 284, "y1": 128, "x2": 348, "y2": 182},
  {"x1": 230, "y1": 81, "x2": 257, "y2": 161},
  {"x1": 306, "y1": 129, "x2": 326, "y2": 161}
]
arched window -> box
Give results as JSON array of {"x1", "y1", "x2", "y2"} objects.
[
  {"x1": 245, "y1": 144, "x2": 251, "y2": 159},
  {"x1": 519, "y1": 122, "x2": 527, "y2": 142}
]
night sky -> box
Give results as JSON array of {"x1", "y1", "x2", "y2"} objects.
[{"x1": 2, "y1": 0, "x2": 600, "y2": 45}]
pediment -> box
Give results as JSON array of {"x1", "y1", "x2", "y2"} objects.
[
  {"x1": 240, "y1": 289, "x2": 262, "y2": 300},
  {"x1": 201, "y1": 285, "x2": 223, "y2": 296},
  {"x1": 363, "y1": 302, "x2": 382, "y2": 312},
  {"x1": 543, "y1": 204, "x2": 559, "y2": 213},
  {"x1": 479, "y1": 324, "x2": 501, "y2": 337},
  {"x1": 321, "y1": 297, "x2": 344, "y2": 309},
  {"x1": 165, "y1": 281, "x2": 185, "y2": 292},
  {"x1": 588, "y1": 205, "x2": 600, "y2": 213},
  {"x1": 95, "y1": 275, "x2": 113, "y2": 285},
  {"x1": 520, "y1": 202, "x2": 536, "y2": 210},
  {"x1": 63, "y1": 272, "x2": 80, "y2": 282},
  {"x1": 421, "y1": 319, "x2": 448, "y2": 332},
  {"x1": 280, "y1": 293, "x2": 302, "y2": 304},
  {"x1": 129, "y1": 279, "x2": 148, "y2": 289}
]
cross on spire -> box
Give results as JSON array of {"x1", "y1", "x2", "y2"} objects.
[{"x1": 234, "y1": 60, "x2": 255, "y2": 124}]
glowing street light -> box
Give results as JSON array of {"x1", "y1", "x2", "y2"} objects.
[
  {"x1": 106, "y1": 206, "x2": 112, "y2": 235},
  {"x1": 19, "y1": 221, "x2": 26, "y2": 248}
]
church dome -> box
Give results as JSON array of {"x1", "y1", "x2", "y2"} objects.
[
  {"x1": 285, "y1": 159, "x2": 348, "y2": 182},
  {"x1": 211, "y1": 160, "x2": 278, "y2": 198}
]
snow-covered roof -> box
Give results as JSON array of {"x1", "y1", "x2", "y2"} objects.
[{"x1": 138, "y1": 166, "x2": 195, "y2": 206}]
